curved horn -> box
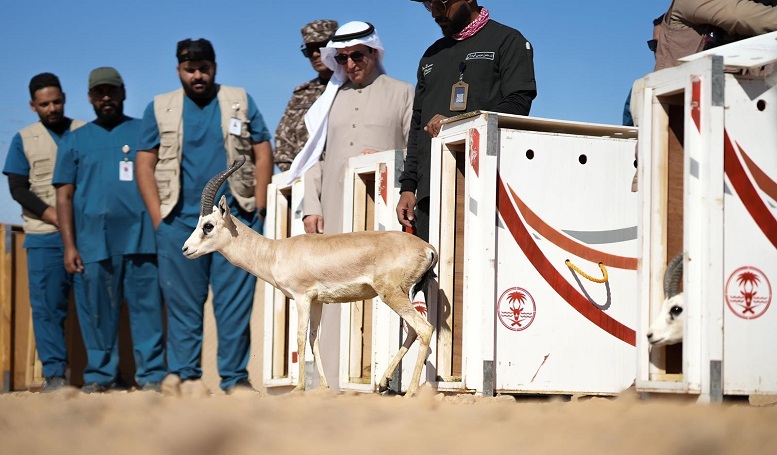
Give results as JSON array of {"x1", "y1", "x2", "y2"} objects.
[
  {"x1": 199, "y1": 156, "x2": 247, "y2": 217},
  {"x1": 663, "y1": 252, "x2": 684, "y2": 299}
]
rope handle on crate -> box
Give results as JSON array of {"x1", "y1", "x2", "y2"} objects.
[{"x1": 565, "y1": 259, "x2": 608, "y2": 283}]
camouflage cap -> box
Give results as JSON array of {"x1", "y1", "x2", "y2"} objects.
[{"x1": 301, "y1": 19, "x2": 338, "y2": 44}]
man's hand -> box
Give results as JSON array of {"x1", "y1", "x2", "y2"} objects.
[
  {"x1": 303, "y1": 215, "x2": 324, "y2": 234},
  {"x1": 423, "y1": 114, "x2": 448, "y2": 138},
  {"x1": 63, "y1": 246, "x2": 83, "y2": 274},
  {"x1": 396, "y1": 191, "x2": 417, "y2": 230}
]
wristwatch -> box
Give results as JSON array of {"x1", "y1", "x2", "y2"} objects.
[{"x1": 258, "y1": 207, "x2": 267, "y2": 217}]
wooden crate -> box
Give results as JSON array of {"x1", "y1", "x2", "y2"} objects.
[
  {"x1": 634, "y1": 34, "x2": 777, "y2": 402},
  {"x1": 429, "y1": 112, "x2": 640, "y2": 396}
]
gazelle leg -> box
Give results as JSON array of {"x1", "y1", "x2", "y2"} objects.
[{"x1": 309, "y1": 301, "x2": 327, "y2": 388}]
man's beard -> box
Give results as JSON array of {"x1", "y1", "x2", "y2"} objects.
[
  {"x1": 182, "y1": 79, "x2": 215, "y2": 102},
  {"x1": 94, "y1": 101, "x2": 122, "y2": 125},
  {"x1": 438, "y1": 3, "x2": 472, "y2": 37}
]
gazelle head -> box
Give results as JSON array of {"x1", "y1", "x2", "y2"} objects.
[
  {"x1": 646, "y1": 253, "x2": 684, "y2": 347},
  {"x1": 182, "y1": 157, "x2": 245, "y2": 259}
]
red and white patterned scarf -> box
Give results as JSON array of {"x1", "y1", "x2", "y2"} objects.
[{"x1": 452, "y1": 7, "x2": 490, "y2": 41}]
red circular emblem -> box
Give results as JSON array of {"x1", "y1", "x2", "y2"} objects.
[
  {"x1": 725, "y1": 266, "x2": 772, "y2": 320},
  {"x1": 497, "y1": 287, "x2": 536, "y2": 331}
]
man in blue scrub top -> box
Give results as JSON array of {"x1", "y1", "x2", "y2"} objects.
[
  {"x1": 135, "y1": 39, "x2": 273, "y2": 394},
  {"x1": 54, "y1": 67, "x2": 167, "y2": 393},
  {"x1": 3, "y1": 72, "x2": 85, "y2": 392}
]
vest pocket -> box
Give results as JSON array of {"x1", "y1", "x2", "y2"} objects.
[{"x1": 30, "y1": 158, "x2": 53, "y2": 182}]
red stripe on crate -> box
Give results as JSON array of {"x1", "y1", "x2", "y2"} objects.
[
  {"x1": 507, "y1": 186, "x2": 638, "y2": 270},
  {"x1": 724, "y1": 131, "x2": 777, "y2": 250},
  {"x1": 691, "y1": 76, "x2": 701, "y2": 131},
  {"x1": 496, "y1": 175, "x2": 636, "y2": 346},
  {"x1": 740, "y1": 148, "x2": 777, "y2": 204}
]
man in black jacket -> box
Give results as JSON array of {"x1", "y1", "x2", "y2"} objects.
[{"x1": 397, "y1": 0, "x2": 537, "y2": 241}]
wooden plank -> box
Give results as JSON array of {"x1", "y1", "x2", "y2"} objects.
[
  {"x1": 12, "y1": 230, "x2": 31, "y2": 389},
  {"x1": 0, "y1": 225, "x2": 13, "y2": 392},
  {"x1": 452, "y1": 154, "x2": 465, "y2": 378},
  {"x1": 272, "y1": 188, "x2": 291, "y2": 379},
  {"x1": 437, "y1": 142, "x2": 465, "y2": 380},
  {"x1": 361, "y1": 174, "x2": 375, "y2": 380}
]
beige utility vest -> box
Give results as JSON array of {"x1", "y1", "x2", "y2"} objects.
[
  {"x1": 153, "y1": 86, "x2": 257, "y2": 218},
  {"x1": 19, "y1": 120, "x2": 85, "y2": 234}
]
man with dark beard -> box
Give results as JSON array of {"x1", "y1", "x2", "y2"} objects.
[
  {"x1": 397, "y1": 0, "x2": 537, "y2": 241},
  {"x1": 53, "y1": 67, "x2": 166, "y2": 393},
  {"x1": 135, "y1": 39, "x2": 273, "y2": 395},
  {"x1": 3, "y1": 72, "x2": 85, "y2": 393}
]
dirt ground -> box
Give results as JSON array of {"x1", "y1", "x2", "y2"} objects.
[{"x1": 1, "y1": 385, "x2": 776, "y2": 455}]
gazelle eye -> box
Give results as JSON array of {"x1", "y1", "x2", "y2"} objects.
[
  {"x1": 669, "y1": 305, "x2": 683, "y2": 319},
  {"x1": 202, "y1": 222, "x2": 214, "y2": 235}
]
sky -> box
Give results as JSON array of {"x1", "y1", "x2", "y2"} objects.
[{"x1": 0, "y1": 0, "x2": 665, "y2": 225}]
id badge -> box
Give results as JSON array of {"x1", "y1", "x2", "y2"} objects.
[
  {"x1": 450, "y1": 81, "x2": 469, "y2": 112},
  {"x1": 119, "y1": 161, "x2": 134, "y2": 181},
  {"x1": 229, "y1": 117, "x2": 243, "y2": 136}
]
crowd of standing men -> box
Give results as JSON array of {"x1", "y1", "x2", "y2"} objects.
[{"x1": 13, "y1": 0, "x2": 769, "y2": 395}]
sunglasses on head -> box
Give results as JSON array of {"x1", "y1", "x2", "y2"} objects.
[
  {"x1": 301, "y1": 42, "x2": 327, "y2": 58},
  {"x1": 334, "y1": 49, "x2": 371, "y2": 65}
]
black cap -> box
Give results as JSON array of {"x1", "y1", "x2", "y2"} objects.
[{"x1": 176, "y1": 38, "x2": 216, "y2": 63}]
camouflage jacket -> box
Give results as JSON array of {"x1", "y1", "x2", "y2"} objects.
[{"x1": 273, "y1": 77, "x2": 328, "y2": 171}]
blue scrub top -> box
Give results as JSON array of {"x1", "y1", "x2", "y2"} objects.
[
  {"x1": 137, "y1": 87, "x2": 271, "y2": 229},
  {"x1": 52, "y1": 117, "x2": 156, "y2": 263},
  {"x1": 3, "y1": 120, "x2": 76, "y2": 249}
]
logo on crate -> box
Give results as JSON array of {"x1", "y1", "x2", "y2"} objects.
[
  {"x1": 725, "y1": 266, "x2": 772, "y2": 320},
  {"x1": 497, "y1": 287, "x2": 536, "y2": 331},
  {"x1": 402, "y1": 299, "x2": 428, "y2": 333}
]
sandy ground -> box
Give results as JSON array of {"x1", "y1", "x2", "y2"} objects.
[{"x1": 1, "y1": 385, "x2": 776, "y2": 455}]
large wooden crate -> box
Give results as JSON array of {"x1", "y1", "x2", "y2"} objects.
[
  {"x1": 260, "y1": 171, "x2": 307, "y2": 391},
  {"x1": 428, "y1": 112, "x2": 640, "y2": 396},
  {"x1": 634, "y1": 34, "x2": 777, "y2": 402},
  {"x1": 0, "y1": 224, "x2": 89, "y2": 392},
  {"x1": 338, "y1": 150, "x2": 424, "y2": 393}
]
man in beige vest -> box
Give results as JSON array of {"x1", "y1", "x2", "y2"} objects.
[
  {"x1": 2, "y1": 72, "x2": 85, "y2": 392},
  {"x1": 135, "y1": 38, "x2": 273, "y2": 394}
]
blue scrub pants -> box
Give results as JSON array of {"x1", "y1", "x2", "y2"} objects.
[
  {"x1": 26, "y1": 246, "x2": 73, "y2": 379},
  {"x1": 76, "y1": 254, "x2": 166, "y2": 387},
  {"x1": 156, "y1": 213, "x2": 261, "y2": 391}
]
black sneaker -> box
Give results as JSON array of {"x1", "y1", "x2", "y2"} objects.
[
  {"x1": 81, "y1": 383, "x2": 109, "y2": 394},
  {"x1": 41, "y1": 376, "x2": 67, "y2": 393}
]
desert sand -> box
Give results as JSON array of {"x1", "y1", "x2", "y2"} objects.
[{"x1": 2, "y1": 385, "x2": 776, "y2": 455}]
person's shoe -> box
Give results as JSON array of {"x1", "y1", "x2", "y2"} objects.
[
  {"x1": 81, "y1": 383, "x2": 109, "y2": 394},
  {"x1": 226, "y1": 378, "x2": 256, "y2": 395},
  {"x1": 41, "y1": 376, "x2": 67, "y2": 393},
  {"x1": 141, "y1": 381, "x2": 162, "y2": 393}
]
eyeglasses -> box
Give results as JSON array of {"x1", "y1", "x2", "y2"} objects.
[
  {"x1": 301, "y1": 43, "x2": 325, "y2": 58},
  {"x1": 647, "y1": 39, "x2": 658, "y2": 52},
  {"x1": 334, "y1": 50, "x2": 368, "y2": 65},
  {"x1": 423, "y1": 0, "x2": 458, "y2": 13}
]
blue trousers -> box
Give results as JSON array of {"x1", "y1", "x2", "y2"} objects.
[
  {"x1": 156, "y1": 215, "x2": 260, "y2": 391},
  {"x1": 26, "y1": 246, "x2": 74, "y2": 379},
  {"x1": 76, "y1": 254, "x2": 166, "y2": 387}
]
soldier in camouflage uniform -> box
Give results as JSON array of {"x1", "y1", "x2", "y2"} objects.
[{"x1": 274, "y1": 19, "x2": 339, "y2": 171}]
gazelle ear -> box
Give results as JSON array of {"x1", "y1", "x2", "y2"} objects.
[{"x1": 218, "y1": 195, "x2": 230, "y2": 217}]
